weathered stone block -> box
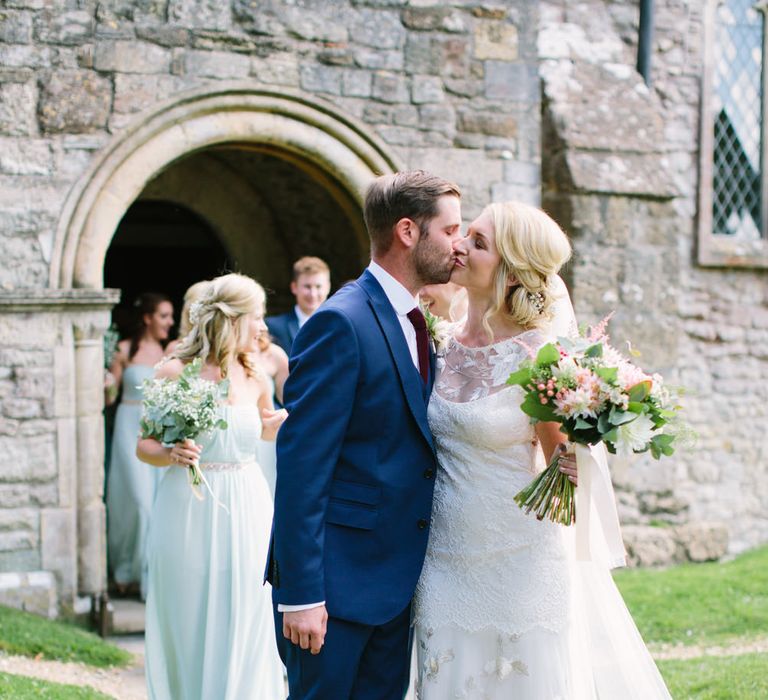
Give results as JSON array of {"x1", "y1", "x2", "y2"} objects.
[
  {"x1": 372, "y1": 72, "x2": 409, "y2": 103},
  {"x1": 14, "y1": 368, "x2": 54, "y2": 400},
  {"x1": 362, "y1": 102, "x2": 393, "y2": 124},
  {"x1": 341, "y1": 69, "x2": 372, "y2": 97},
  {"x1": 0, "y1": 349, "x2": 50, "y2": 367},
  {"x1": 353, "y1": 48, "x2": 404, "y2": 71},
  {"x1": 418, "y1": 104, "x2": 455, "y2": 136},
  {"x1": 351, "y1": 9, "x2": 406, "y2": 49},
  {"x1": 0, "y1": 138, "x2": 53, "y2": 175},
  {"x1": 168, "y1": 0, "x2": 232, "y2": 31},
  {"x1": 393, "y1": 104, "x2": 418, "y2": 127},
  {"x1": 411, "y1": 75, "x2": 443, "y2": 104},
  {"x1": 0, "y1": 10, "x2": 33, "y2": 44},
  {"x1": 0, "y1": 44, "x2": 51, "y2": 68},
  {"x1": 0, "y1": 530, "x2": 36, "y2": 551},
  {"x1": 622, "y1": 524, "x2": 677, "y2": 567},
  {"x1": 0, "y1": 571, "x2": 56, "y2": 618},
  {"x1": 0, "y1": 434, "x2": 56, "y2": 481},
  {"x1": 269, "y1": 3, "x2": 347, "y2": 42},
  {"x1": 3, "y1": 398, "x2": 44, "y2": 420},
  {"x1": 457, "y1": 109, "x2": 516, "y2": 137},
  {"x1": 41, "y1": 508, "x2": 76, "y2": 595},
  {"x1": 402, "y1": 8, "x2": 466, "y2": 33},
  {"x1": 135, "y1": 24, "x2": 190, "y2": 47},
  {"x1": 251, "y1": 54, "x2": 299, "y2": 86},
  {"x1": 113, "y1": 73, "x2": 190, "y2": 114},
  {"x1": 300, "y1": 64, "x2": 342, "y2": 95},
  {"x1": 484, "y1": 60, "x2": 538, "y2": 101},
  {"x1": 38, "y1": 70, "x2": 111, "y2": 134},
  {"x1": 405, "y1": 34, "x2": 469, "y2": 77},
  {"x1": 181, "y1": 49, "x2": 250, "y2": 78},
  {"x1": 474, "y1": 19, "x2": 518, "y2": 61},
  {"x1": 93, "y1": 40, "x2": 171, "y2": 73},
  {"x1": 0, "y1": 81, "x2": 37, "y2": 136},
  {"x1": 34, "y1": 10, "x2": 93, "y2": 45},
  {"x1": 503, "y1": 160, "x2": 539, "y2": 186}
]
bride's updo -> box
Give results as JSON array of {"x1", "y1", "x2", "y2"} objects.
[
  {"x1": 486, "y1": 201, "x2": 572, "y2": 330},
  {"x1": 174, "y1": 273, "x2": 265, "y2": 378}
]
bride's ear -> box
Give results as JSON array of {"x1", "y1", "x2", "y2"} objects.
[{"x1": 507, "y1": 272, "x2": 519, "y2": 288}]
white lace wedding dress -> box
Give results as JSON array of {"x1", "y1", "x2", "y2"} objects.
[{"x1": 412, "y1": 329, "x2": 672, "y2": 699}]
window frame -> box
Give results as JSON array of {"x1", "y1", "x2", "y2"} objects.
[{"x1": 697, "y1": 0, "x2": 768, "y2": 267}]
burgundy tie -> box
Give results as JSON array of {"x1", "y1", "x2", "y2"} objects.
[{"x1": 406, "y1": 307, "x2": 430, "y2": 384}]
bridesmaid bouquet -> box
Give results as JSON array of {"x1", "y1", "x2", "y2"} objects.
[
  {"x1": 140, "y1": 358, "x2": 230, "y2": 498},
  {"x1": 506, "y1": 317, "x2": 686, "y2": 525}
]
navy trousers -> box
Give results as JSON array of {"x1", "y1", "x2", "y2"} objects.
[{"x1": 274, "y1": 604, "x2": 412, "y2": 700}]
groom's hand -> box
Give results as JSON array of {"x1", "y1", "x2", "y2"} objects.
[{"x1": 283, "y1": 605, "x2": 328, "y2": 655}]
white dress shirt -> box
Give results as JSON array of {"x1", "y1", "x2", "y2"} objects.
[
  {"x1": 294, "y1": 305, "x2": 310, "y2": 328},
  {"x1": 278, "y1": 262, "x2": 420, "y2": 613}
]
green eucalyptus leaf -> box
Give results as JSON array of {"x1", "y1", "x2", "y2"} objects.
[
  {"x1": 535, "y1": 343, "x2": 560, "y2": 366},
  {"x1": 584, "y1": 343, "x2": 603, "y2": 358}
]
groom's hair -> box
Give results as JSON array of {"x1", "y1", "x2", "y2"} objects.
[{"x1": 364, "y1": 170, "x2": 461, "y2": 255}]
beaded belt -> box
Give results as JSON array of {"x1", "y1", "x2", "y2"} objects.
[{"x1": 199, "y1": 461, "x2": 254, "y2": 473}]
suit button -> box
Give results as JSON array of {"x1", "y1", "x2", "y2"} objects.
[
  {"x1": 417, "y1": 519, "x2": 428, "y2": 530},
  {"x1": 423, "y1": 468, "x2": 434, "y2": 479}
]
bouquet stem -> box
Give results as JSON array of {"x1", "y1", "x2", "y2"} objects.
[{"x1": 513, "y1": 452, "x2": 576, "y2": 526}]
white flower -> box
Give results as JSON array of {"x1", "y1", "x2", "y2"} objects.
[{"x1": 613, "y1": 413, "x2": 655, "y2": 457}]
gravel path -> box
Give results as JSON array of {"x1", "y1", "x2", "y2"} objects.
[
  {"x1": 0, "y1": 635, "x2": 146, "y2": 700},
  {"x1": 1, "y1": 634, "x2": 766, "y2": 695},
  {"x1": 651, "y1": 636, "x2": 768, "y2": 661}
]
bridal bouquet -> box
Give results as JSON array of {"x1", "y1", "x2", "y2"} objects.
[
  {"x1": 140, "y1": 358, "x2": 229, "y2": 498},
  {"x1": 506, "y1": 317, "x2": 685, "y2": 526}
]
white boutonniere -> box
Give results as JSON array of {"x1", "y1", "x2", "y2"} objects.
[{"x1": 422, "y1": 305, "x2": 451, "y2": 353}]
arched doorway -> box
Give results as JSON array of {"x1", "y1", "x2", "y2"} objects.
[{"x1": 51, "y1": 85, "x2": 401, "y2": 604}]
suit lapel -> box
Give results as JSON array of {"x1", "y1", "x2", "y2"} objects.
[
  {"x1": 287, "y1": 311, "x2": 300, "y2": 344},
  {"x1": 357, "y1": 271, "x2": 435, "y2": 452}
]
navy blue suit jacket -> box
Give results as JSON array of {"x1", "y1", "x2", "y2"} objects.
[
  {"x1": 266, "y1": 270, "x2": 438, "y2": 626},
  {"x1": 265, "y1": 310, "x2": 300, "y2": 355}
]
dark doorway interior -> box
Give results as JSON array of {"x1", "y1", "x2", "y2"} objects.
[{"x1": 104, "y1": 200, "x2": 231, "y2": 339}]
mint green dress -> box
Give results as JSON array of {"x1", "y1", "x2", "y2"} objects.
[
  {"x1": 106, "y1": 364, "x2": 161, "y2": 598},
  {"x1": 145, "y1": 405, "x2": 285, "y2": 700}
]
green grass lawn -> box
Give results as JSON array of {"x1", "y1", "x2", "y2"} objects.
[
  {"x1": 0, "y1": 606, "x2": 131, "y2": 668},
  {"x1": 0, "y1": 672, "x2": 111, "y2": 699},
  {"x1": 613, "y1": 545, "x2": 768, "y2": 647},
  {"x1": 658, "y1": 653, "x2": 768, "y2": 700}
]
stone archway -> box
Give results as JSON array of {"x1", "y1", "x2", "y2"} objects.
[
  {"x1": 51, "y1": 82, "x2": 401, "y2": 290},
  {"x1": 50, "y1": 84, "x2": 401, "y2": 602}
]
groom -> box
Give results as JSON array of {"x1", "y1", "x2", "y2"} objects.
[{"x1": 266, "y1": 170, "x2": 462, "y2": 698}]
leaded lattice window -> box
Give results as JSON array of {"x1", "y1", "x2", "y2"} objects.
[{"x1": 699, "y1": 0, "x2": 768, "y2": 266}]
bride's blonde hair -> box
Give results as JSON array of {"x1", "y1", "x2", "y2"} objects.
[
  {"x1": 174, "y1": 273, "x2": 265, "y2": 379},
  {"x1": 484, "y1": 202, "x2": 572, "y2": 336}
]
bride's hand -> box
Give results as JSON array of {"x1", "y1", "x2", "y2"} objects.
[{"x1": 556, "y1": 443, "x2": 578, "y2": 485}]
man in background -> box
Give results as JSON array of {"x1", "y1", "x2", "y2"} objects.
[{"x1": 266, "y1": 256, "x2": 331, "y2": 354}]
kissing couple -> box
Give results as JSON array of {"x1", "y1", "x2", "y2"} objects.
[{"x1": 267, "y1": 170, "x2": 672, "y2": 699}]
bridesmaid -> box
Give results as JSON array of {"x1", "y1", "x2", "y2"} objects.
[
  {"x1": 138, "y1": 273, "x2": 287, "y2": 700},
  {"x1": 254, "y1": 327, "x2": 289, "y2": 497},
  {"x1": 106, "y1": 292, "x2": 174, "y2": 599}
]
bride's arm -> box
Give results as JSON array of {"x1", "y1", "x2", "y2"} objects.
[{"x1": 535, "y1": 422, "x2": 577, "y2": 483}]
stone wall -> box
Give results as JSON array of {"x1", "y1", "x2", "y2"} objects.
[
  {"x1": 0, "y1": 1, "x2": 540, "y2": 612},
  {"x1": 540, "y1": 0, "x2": 767, "y2": 564}
]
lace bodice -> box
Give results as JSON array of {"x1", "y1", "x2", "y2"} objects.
[{"x1": 413, "y1": 331, "x2": 570, "y2": 637}]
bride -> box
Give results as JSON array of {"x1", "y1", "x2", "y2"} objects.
[{"x1": 412, "y1": 202, "x2": 671, "y2": 699}]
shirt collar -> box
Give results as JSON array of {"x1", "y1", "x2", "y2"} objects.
[
  {"x1": 367, "y1": 260, "x2": 419, "y2": 316},
  {"x1": 294, "y1": 305, "x2": 310, "y2": 327}
]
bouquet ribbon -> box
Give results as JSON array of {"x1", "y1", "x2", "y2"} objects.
[
  {"x1": 188, "y1": 461, "x2": 230, "y2": 514},
  {"x1": 574, "y1": 443, "x2": 626, "y2": 569}
]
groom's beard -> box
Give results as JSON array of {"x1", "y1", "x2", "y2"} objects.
[{"x1": 413, "y1": 238, "x2": 454, "y2": 286}]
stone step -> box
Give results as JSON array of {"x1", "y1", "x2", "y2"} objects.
[{"x1": 110, "y1": 599, "x2": 145, "y2": 635}]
